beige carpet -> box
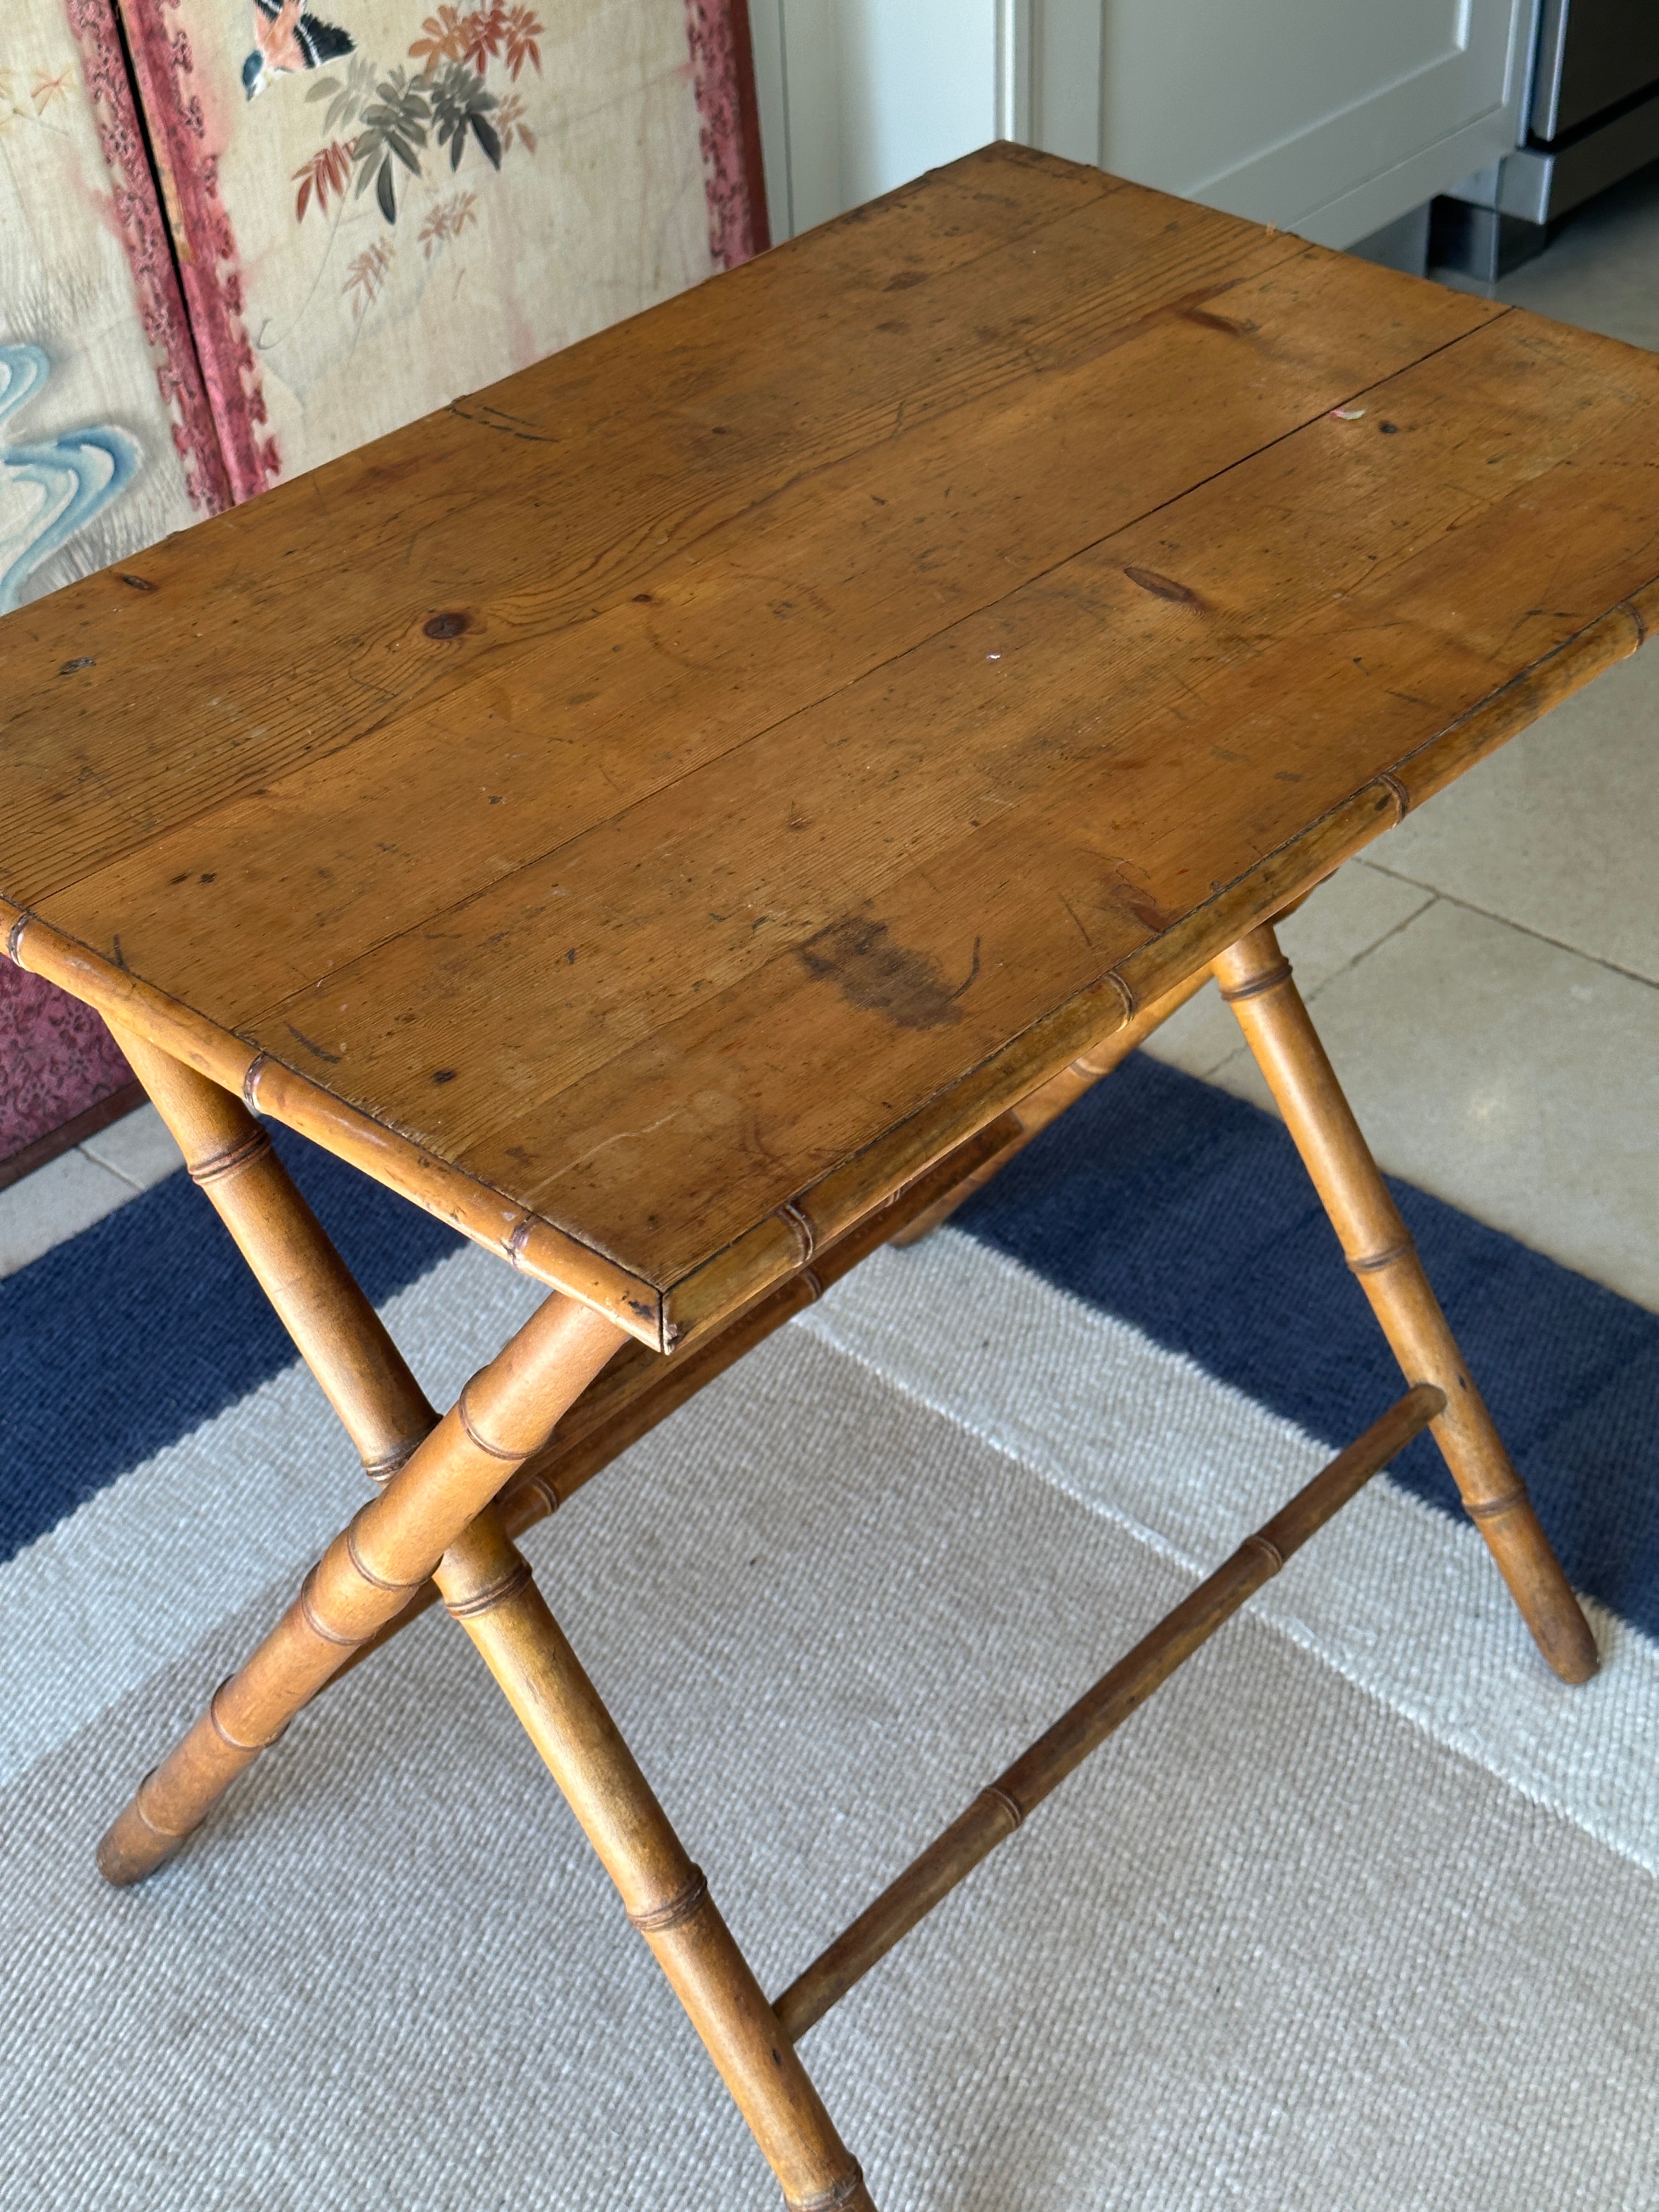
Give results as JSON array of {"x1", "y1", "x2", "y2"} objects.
[{"x1": 3, "y1": 1273, "x2": 1655, "y2": 2210}]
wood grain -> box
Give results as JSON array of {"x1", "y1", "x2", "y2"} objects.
[{"x1": 5, "y1": 145, "x2": 1657, "y2": 1341}]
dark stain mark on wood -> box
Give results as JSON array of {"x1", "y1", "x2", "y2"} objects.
[
  {"x1": 449, "y1": 399, "x2": 558, "y2": 443},
  {"x1": 120, "y1": 574, "x2": 156, "y2": 592},
  {"x1": 1123, "y1": 564, "x2": 1203, "y2": 608},
  {"x1": 1181, "y1": 307, "x2": 1259, "y2": 337},
  {"x1": 424, "y1": 611, "x2": 470, "y2": 639},
  {"x1": 58, "y1": 657, "x2": 95, "y2": 674},
  {"x1": 884, "y1": 268, "x2": 928, "y2": 291},
  {"x1": 110, "y1": 934, "x2": 127, "y2": 971},
  {"x1": 286, "y1": 1023, "x2": 342, "y2": 1064},
  {"x1": 1103, "y1": 863, "x2": 1176, "y2": 934},
  {"x1": 798, "y1": 918, "x2": 977, "y2": 1030},
  {"x1": 1379, "y1": 421, "x2": 1400, "y2": 435},
  {"x1": 432, "y1": 1068, "x2": 457, "y2": 1084}
]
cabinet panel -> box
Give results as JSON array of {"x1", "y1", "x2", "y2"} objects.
[{"x1": 1101, "y1": 0, "x2": 1528, "y2": 235}]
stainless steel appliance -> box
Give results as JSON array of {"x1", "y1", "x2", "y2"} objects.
[{"x1": 1434, "y1": 0, "x2": 1659, "y2": 278}]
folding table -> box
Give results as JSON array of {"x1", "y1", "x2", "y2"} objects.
[{"x1": 5, "y1": 145, "x2": 1650, "y2": 2208}]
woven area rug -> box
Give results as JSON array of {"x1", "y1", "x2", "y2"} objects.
[{"x1": 3, "y1": 1058, "x2": 1656, "y2": 2209}]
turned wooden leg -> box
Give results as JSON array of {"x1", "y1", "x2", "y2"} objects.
[
  {"x1": 1211, "y1": 922, "x2": 1597, "y2": 1684},
  {"x1": 98, "y1": 1282, "x2": 627, "y2": 1882},
  {"x1": 437, "y1": 1510, "x2": 874, "y2": 2212}
]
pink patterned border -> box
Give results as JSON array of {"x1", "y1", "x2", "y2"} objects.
[
  {"x1": 685, "y1": 0, "x2": 771, "y2": 268},
  {"x1": 62, "y1": 0, "x2": 231, "y2": 512},
  {"x1": 0, "y1": 964, "x2": 132, "y2": 1166},
  {"x1": 112, "y1": 0, "x2": 280, "y2": 499}
]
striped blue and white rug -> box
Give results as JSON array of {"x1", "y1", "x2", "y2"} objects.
[{"x1": 3, "y1": 1056, "x2": 1656, "y2": 2210}]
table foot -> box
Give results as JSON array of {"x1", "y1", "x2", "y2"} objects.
[
  {"x1": 438, "y1": 1509, "x2": 874, "y2": 2211},
  {"x1": 96, "y1": 1283, "x2": 626, "y2": 1883}
]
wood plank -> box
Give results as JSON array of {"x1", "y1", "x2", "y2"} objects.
[
  {"x1": 3, "y1": 153, "x2": 1295, "y2": 904},
  {"x1": 441, "y1": 386, "x2": 1659, "y2": 1284},
  {"x1": 33, "y1": 242, "x2": 1503, "y2": 1019},
  {"x1": 77, "y1": 313, "x2": 1641, "y2": 1213},
  {"x1": 8, "y1": 153, "x2": 1659, "y2": 1336}
]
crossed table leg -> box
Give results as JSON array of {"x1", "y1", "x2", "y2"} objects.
[{"x1": 92, "y1": 910, "x2": 1595, "y2": 2210}]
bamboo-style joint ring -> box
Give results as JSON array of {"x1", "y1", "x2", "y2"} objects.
[
  {"x1": 1244, "y1": 1532, "x2": 1285, "y2": 1575},
  {"x1": 361, "y1": 1436, "x2": 425, "y2": 1486},
  {"x1": 456, "y1": 1382, "x2": 522, "y2": 1461},
  {"x1": 444, "y1": 1558, "x2": 534, "y2": 1619},
  {"x1": 4, "y1": 913, "x2": 30, "y2": 965},
  {"x1": 346, "y1": 1513, "x2": 422, "y2": 1594},
  {"x1": 1464, "y1": 1486, "x2": 1527, "y2": 1523},
  {"x1": 188, "y1": 1128, "x2": 273, "y2": 1187},
  {"x1": 1347, "y1": 1237, "x2": 1415, "y2": 1276},
  {"x1": 506, "y1": 1216, "x2": 538, "y2": 1273},
  {"x1": 1105, "y1": 967, "x2": 1137, "y2": 1020},
  {"x1": 240, "y1": 1054, "x2": 269, "y2": 1112},
  {"x1": 133, "y1": 1768, "x2": 200, "y2": 1842},
  {"x1": 627, "y1": 1867, "x2": 709, "y2": 1934},
  {"x1": 1376, "y1": 770, "x2": 1411, "y2": 821},
  {"x1": 300, "y1": 1567, "x2": 369, "y2": 1649},
  {"x1": 1218, "y1": 957, "x2": 1293, "y2": 1003},
  {"x1": 777, "y1": 1200, "x2": 817, "y2": 1265},
  {"x1": 800, "y1": 1267, "x2": 825, "y2": 1303},
  {"x1": 786, "y1": 2165, "x2": 868, "y2": 2212},
  {"x1": 981, "y1": 1782, "x2": 1024, "y2": 1833},
  {"x1": 511, "y1": 1470, "x2": 560, "y2": 1520},
  {"x1": 208, "y1": 1678, "x2": 281, "y2": 1752}
]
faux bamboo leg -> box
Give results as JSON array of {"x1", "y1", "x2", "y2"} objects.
[
  {"x1": 98, "y1": 1285, "x2": 627, "y2": 1882},
  {"x1": 437, "y1": 1509, "x2": 874, "y2": 2211},
  {"x1": 1211, "y1": 923, "x2": 1597, "y2": 1683},
  {"x1": 110, "y1": 1023, "x2": 437, "y2": 1482}
]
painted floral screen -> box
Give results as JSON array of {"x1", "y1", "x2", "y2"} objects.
[{"x1": 0, "y1": 0, "x2": 766, "y2": 1171}]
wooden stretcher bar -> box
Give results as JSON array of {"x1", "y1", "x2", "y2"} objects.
[{"x1": 771, "y1": 1384, "x2": 1443, "y2": 2041}]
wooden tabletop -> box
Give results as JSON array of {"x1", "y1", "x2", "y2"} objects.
[{"x1": 5, "y1": 145, "x2": 1658, "y2": 1350}]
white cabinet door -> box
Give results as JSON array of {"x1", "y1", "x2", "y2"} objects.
[
  {"x1": 1099, "y1": 0, "x2": 1533, "y2": 244},
  {"x1": 750, "y1": 0, "x2": 1533, "y2": 251},
  {"x1": 754, "y1": 0, "x2": 1001, "y2": 238}
]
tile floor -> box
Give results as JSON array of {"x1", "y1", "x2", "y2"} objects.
[
  {"x1": 1144, "y1": 189, "x2": 1659, "y2": 1314},
  {"x1": 2, "y1": 187, "x2": 1656, "y2": 1304}
]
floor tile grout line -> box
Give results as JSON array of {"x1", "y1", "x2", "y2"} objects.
[
  {"x1": 1356, "y1": 859, "x2": 1659, "y2": 992},
  {"x1": 79, "y1": 1147, "x2": 150, "y2": 1196}
]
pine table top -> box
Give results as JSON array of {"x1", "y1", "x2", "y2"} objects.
[{"x1": 5, "y1": 145, "x2": 1657, "y2": 1350}]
